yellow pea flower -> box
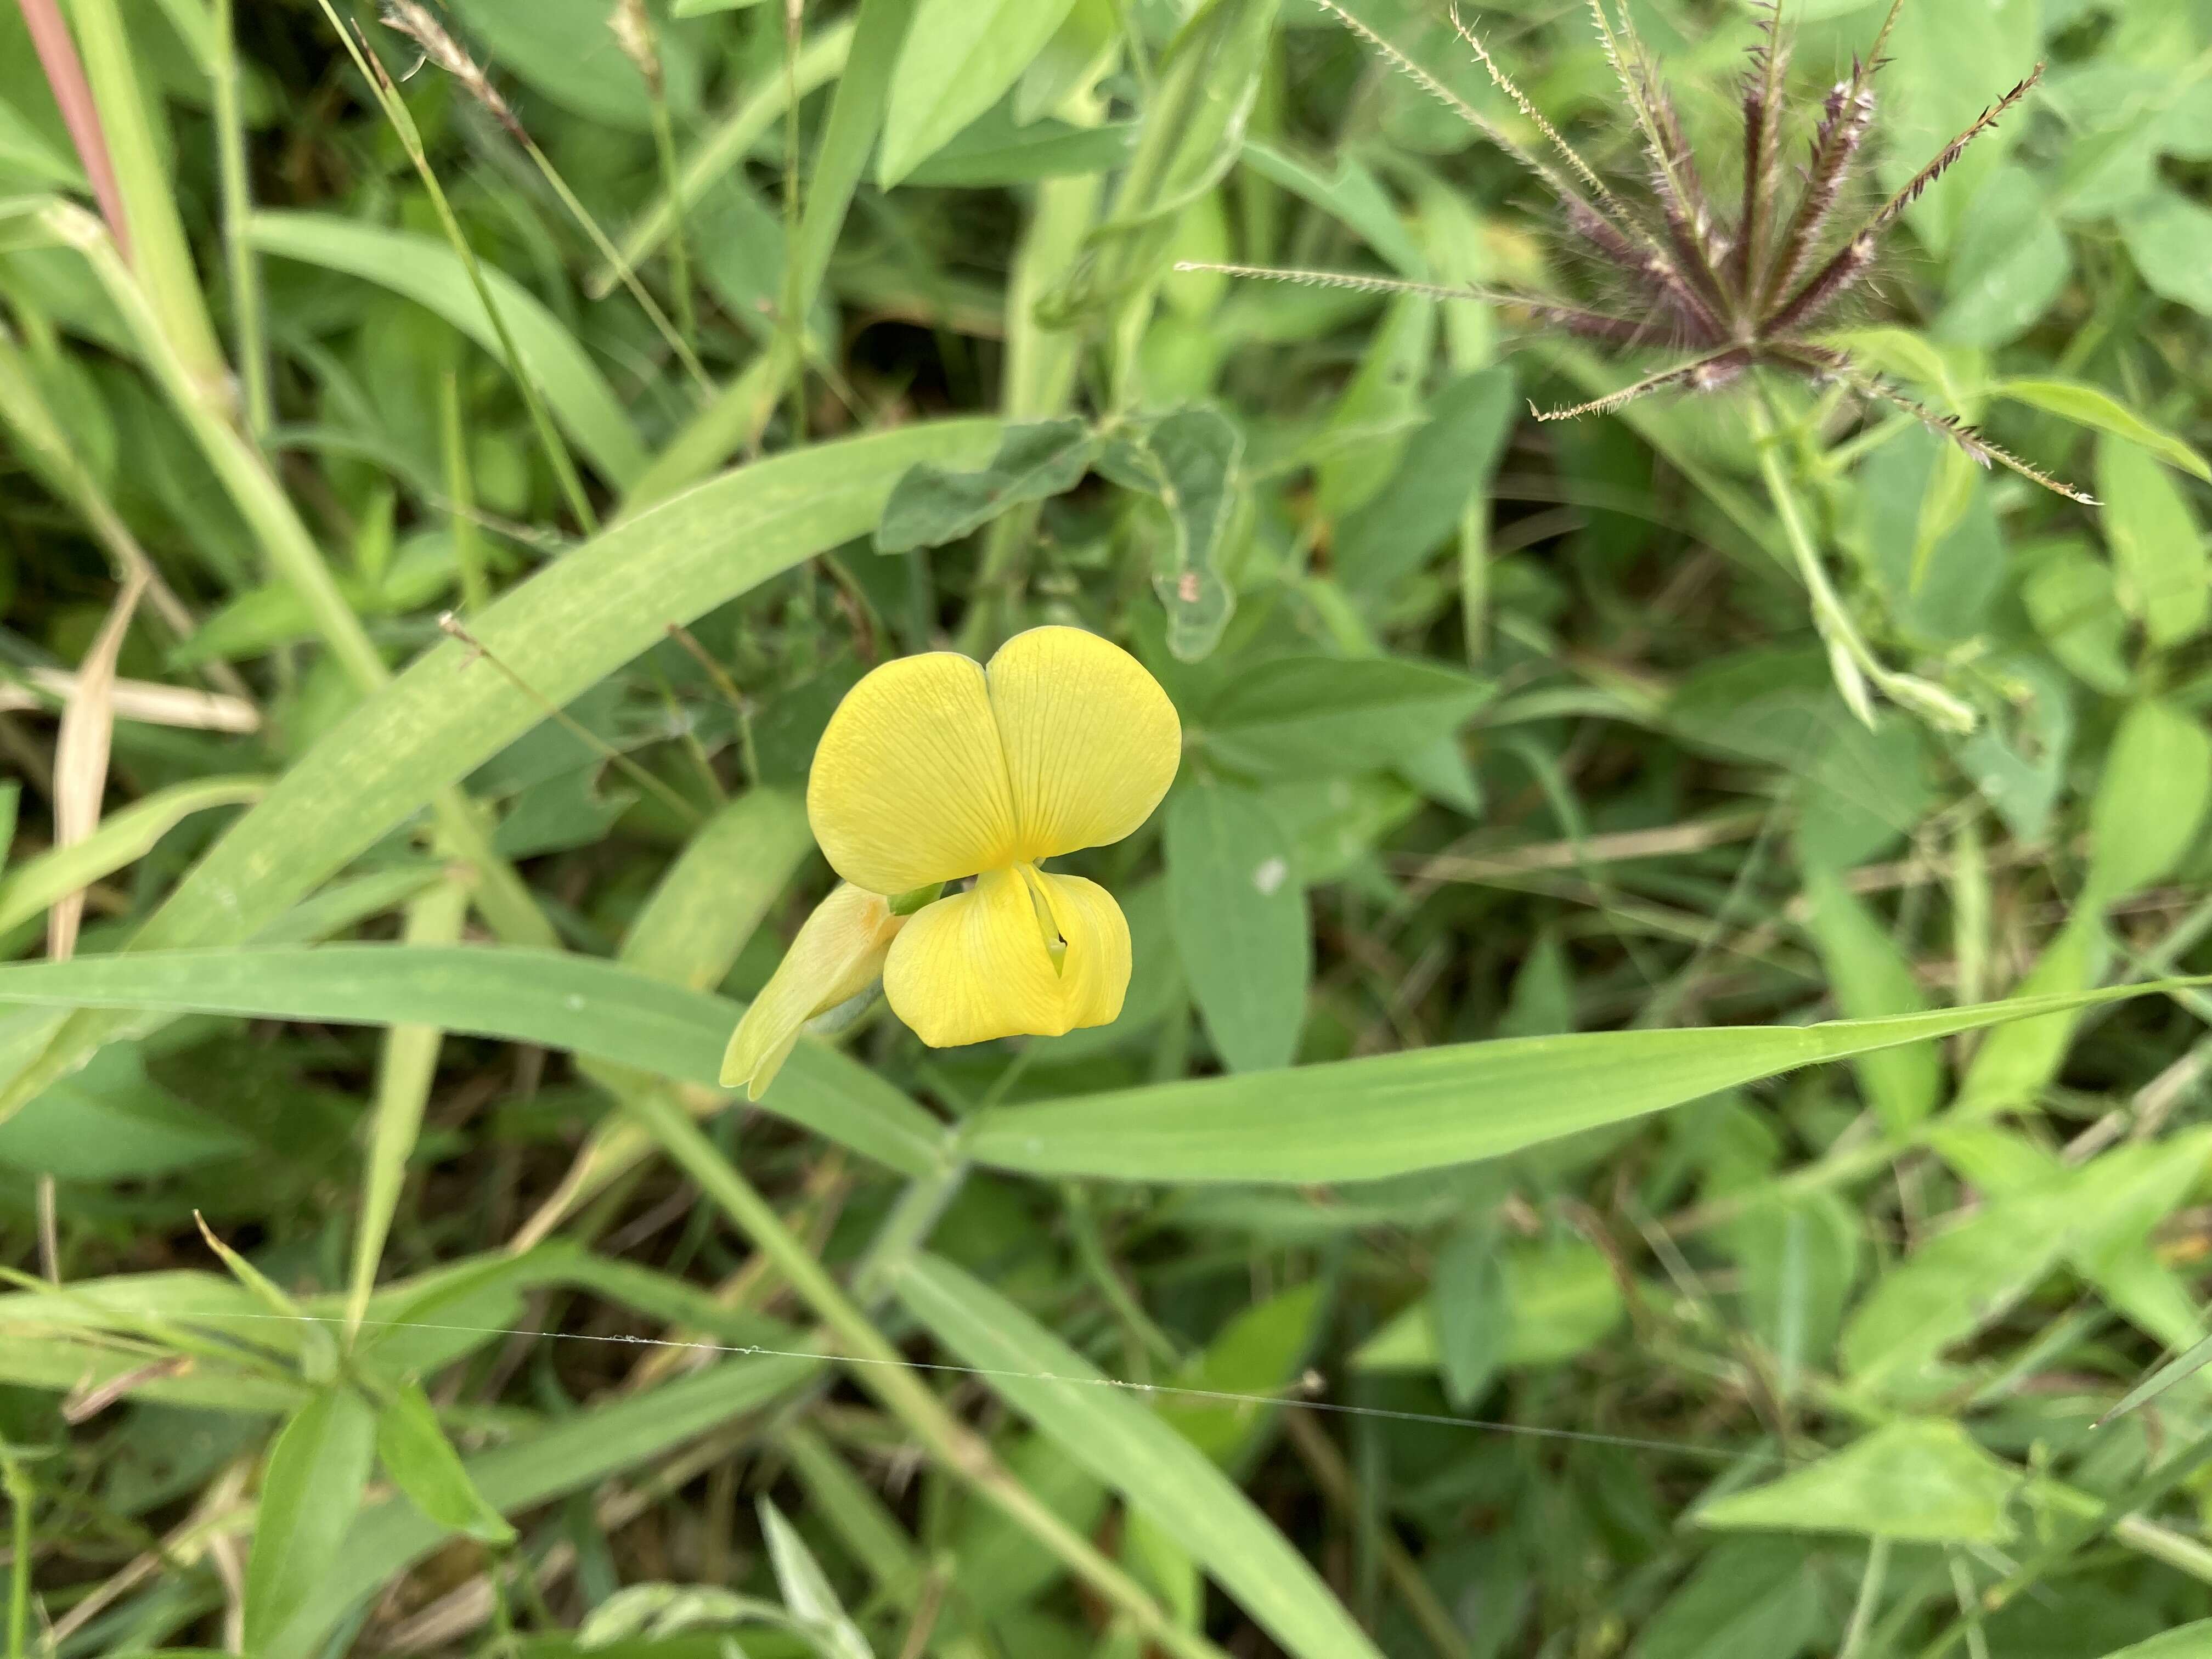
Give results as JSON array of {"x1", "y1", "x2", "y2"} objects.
[{"x1": 720, "y1": 626, "x2": 1180, "y2": 1096}]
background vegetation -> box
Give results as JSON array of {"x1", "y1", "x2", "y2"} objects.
[{"x1": 2, "y1": 0, "x2": 2212, "y2": 1654}]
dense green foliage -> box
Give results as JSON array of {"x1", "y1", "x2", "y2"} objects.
[{"x1": 2, "y1": 0, "x2": 2212, "y2": 1655}]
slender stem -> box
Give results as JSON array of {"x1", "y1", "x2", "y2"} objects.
[
  {"x1": 441, "y1": 368, "x2": 488, "y2": 612},
  {"x1": 1838, "y1": 1537, "x2": 1891, "y2": 1659},
  {"x1": 3, "y1": 1452, "x2": 29, "y2": 1659},
  {"x1": 648, "y1": 95, "x2": 698, "y2": 354},
  {"x1": 780, "y1": 0, "x2": 809, "y2": 447},
  {"x1": 516, "y1": 132, "x2": 710, "y2": 397},
  {"x1": 211, "y1": 0, "x2": 270, "y2": 437},
  {"x1": 621, "y1": 1086, "x2": 1227, "y2": 1659}
]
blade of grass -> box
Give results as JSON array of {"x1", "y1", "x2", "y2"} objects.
[
  {"x1": 65, "y1": 0, "x2": 228, "y2": 397},
  {"x1": 959, "y1": 980, "x2": 2212, "y2": 1183},
  {"x1": 0, "y1": 776, "x2": 266, "y2": 936},
  {"x1": 268, "y1": 1354, "x2": 817, "y2": 1659},
  {"x1": 13, "y1": 0, "x2": 128, "y2": 253},
  {"x1": 2, "y1": 946, "x2": 2197, "y2": 1189},
  {"x1": 346, "y1": 862, "x2": 470, "y2": 1334},
  {"x1": 516, "y1": 788, "x2": 818, "y2": 1247},
  {"x1": 624, "y1": 0, "x2": 915, "y2": 504},
  {"x1": 0, "y1": 944, "x2": 946, "y2": 1177},
  {"x1": 210, "y1": 0, "x2": 269, "y2": 436}
]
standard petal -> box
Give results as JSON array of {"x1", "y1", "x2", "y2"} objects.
[
  {"x1": 986, "y1": 627, "x2": 1181, "y2": 862},
  {"x1": 806, "y1": 651, "x2": 1020, "y2": 895},
  {"x1": 720, "y1": 883, "x2": 904, "y2": 1100},
  {"x1": 883, "y1": 866, "x2": 1131, "y2": 1048}
]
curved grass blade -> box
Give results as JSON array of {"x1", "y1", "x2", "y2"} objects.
[
  {"x1": 961, "y1": 981, "x2": 2212, "y2": 1184},
  {"x1": 0, "y1": 945, "x2": 948, "y2": 1178}
]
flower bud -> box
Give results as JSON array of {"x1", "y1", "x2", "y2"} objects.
[{"x1": 720, "y1": 884, "x2": 905, "y2": 1100}]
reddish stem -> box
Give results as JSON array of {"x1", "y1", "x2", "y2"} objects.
[{"x1": 14, "y1": 0, "x2": 131, "y2": 260}]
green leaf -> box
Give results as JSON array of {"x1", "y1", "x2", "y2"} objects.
[
  {"x1": 1839, "y1": 1183, "x2": 2077, "y2": 1390},
  {"x1": 1166, "y1": 1283, "x2": 1321, "y2": 1465},
  {"x1": 2086, "y1": 698, "x2": 2212, "y2": 904},
  {"x1": 1045, "y1": 0, "x2": 1277, "y2": 324},
  {"x1": 2022, "y1": 538, "x2": 2132, "y2": 695},
  {"x1": 1953, "y1": 910, "x2": 2110, "y2": 1117},
  {"x1": 1802, "y1": 864, "x2": 1941, "y2": 1133},
  {"x1": 1628, "y1": 1538, "x2": 1822, "y2": 1659},
  {"x1": 0, "y1": 945, "x2": 947, "y2": 1178},
  {"x1": 959, "y1": 981, "x2": 2208, "y2": 1184},
  {"x1": 877, "y1": 0, "x2": 1082, "y2": 186},
  {"x1": 247, "y1": 212, "x2": 647, "y2": 488},
  {"x1": 1696, "y1": 1419, "x2": 2018, "y2": 1542},
  {"x1": 758, "y1": 1499, "x2": 874, "y2": 1659},
  {"x1": 895, "y1": 1253, "x2": 1385, "y2": 1659},
  {"x1": 1353, "y1": 1235, "x2": 1624, "y2": 1373},
  {"x1": 2093, "y1": 1623, "x2": 2212, "y2": 1659},
  {"x1": 2122, "y1": 189, "x2": 2212, "y2": 317},
  {"x1": 0, "y1": 1045, "x2": 246, "y2": 1180},
  {"x1": 1334, "y1": 366, "x2": 1515, "y2": 594},
  {"x1": 0, "y1": 419, "x2": 996, "y2": 1125},
  {"x1": 1099, "y1": 405, "x2": 1243, "y2": 661},
  {"x1": 1239, "y1": 140, "x2": 1424, "y2": 276},
  {"x1": 1164, "y1": 782, "x2": 1308, "y2": 1073},
  {"x1": 1197, "y1": 655, "x2": 1490, "y2": 777},
  {"x1": 904, "y1": 114, "x2": 1139, "y2": 188},
  {"x1": 874, "y1": 418, "x2": 1096, "y2": 552},
  {"x1": 1998, "y1": 380, "x2": 2212, "y2": 483},
  {"x1": 2096, "y1": 433, "x2": 2211, "y2": 648},
  {"x1": 1723, "y1": 1191, "x2": 1861, "y2": 1388},
  {"x1": 1431, "y1": 1225, "x2": 1510, "y2": 1408},
  {"x1": 374, "y1": 1380, "x2": 515, "y2": 1545},
  {"x1": 1934, "y1": 164, "x2": 2071, "y2": 348},
  {"x1": 244, "y1": 1386, "x2": 379, "y2": 1655}
]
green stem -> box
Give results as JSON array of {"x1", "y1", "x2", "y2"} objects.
[
  {"x1": 441, "y1": 368, "x2": 489, "y2": 612},
  {"x1": 1838, "y1": 1536, "x2": 1890, "y2": 1659},
  {"x1": 622, "y1": 1086, "x2": 1227, "y2": 1659},
  {"x1": 648, "y1": 94, "x2": 698, "y2": 355},
  {"x1": 211, "y1": 0, "x2": 269, "y2": 438},
  {"x1": 518, "y1": 131, "x2": 710, "y2": 397},
  {"x1": 3, "y1": 1453, "x2": 29, "y2": 1659}
]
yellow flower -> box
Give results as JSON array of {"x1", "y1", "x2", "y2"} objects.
[{"x1": 720, "y1": 626, "x2": 1179, "y2": 1095}]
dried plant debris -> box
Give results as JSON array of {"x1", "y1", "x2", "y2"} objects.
[{"x1": 1181, "y1": 0, "x2": 2091, "y2": 505}]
